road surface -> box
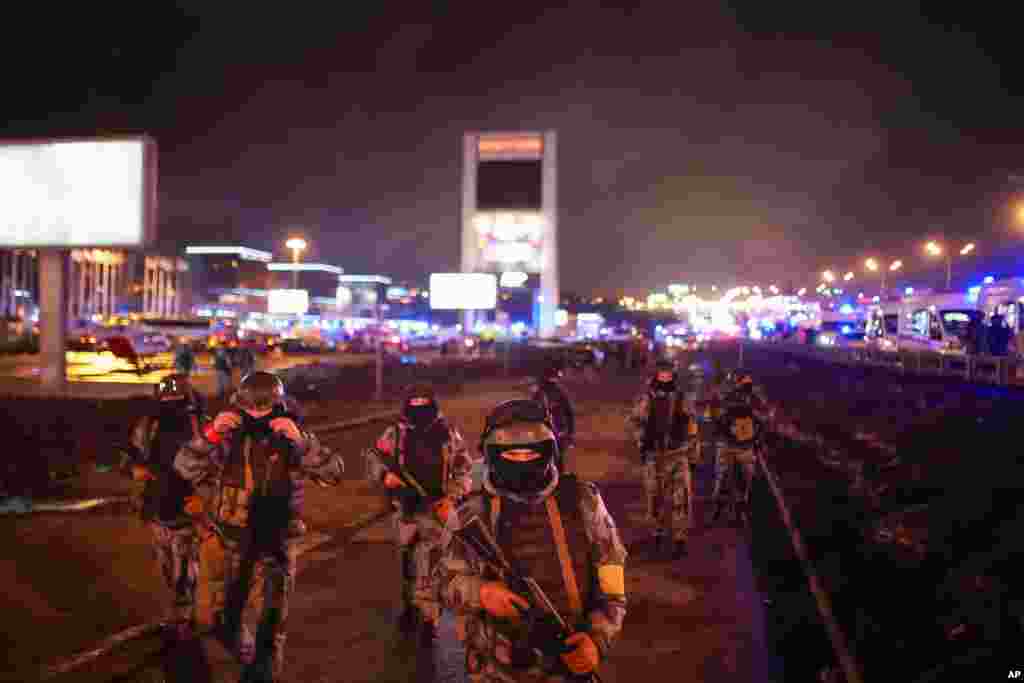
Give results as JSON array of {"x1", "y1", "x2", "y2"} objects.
[{"x1": 4, "y1": 371, "x2": 773, "y2": 682}]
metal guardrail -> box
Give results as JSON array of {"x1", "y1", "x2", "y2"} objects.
[{"x1": 740, "y1": 340, "x2": 1024, "y2": 386}]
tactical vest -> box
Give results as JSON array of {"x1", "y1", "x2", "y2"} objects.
[
  {"x1": 213, "y1": 427, "x2": 294, "y2": 548},
  {"x1": 398, "y1": 419, "x2": 450, "y2": 502},
  {"x1": 489, "y1": 476, "x2": 592, "y2": 635},
  {"x1": 143, "y1": 412, "x2": 196, "y2": 525},
  {"x1": 718, "y1": 403, "x2": 760, "y2": 449},
  {"x1": 644, "y1": 392, "x2": 685, "y2": 451}
]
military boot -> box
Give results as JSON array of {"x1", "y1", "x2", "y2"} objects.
[
  {"x1": 653, "y1": 529, "x2": 669, "y2": 555},
  {"x1": 396, "y1": 606, "x2": 419, "y2": 636},
  {"x1": 418, "y1": 619, "x2": 438, "y2": 646}
]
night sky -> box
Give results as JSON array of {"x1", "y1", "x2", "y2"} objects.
[{"x1": 3, "y1": 3, "x2": 1022, "y2": 295}]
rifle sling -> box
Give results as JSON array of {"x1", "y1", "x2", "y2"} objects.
[
  {"x1": 545, "y1": 495, "x2": 584, "y2": 619},
  {"x1": 487, "y1": 493, "x2": 584, "y2": 621}
]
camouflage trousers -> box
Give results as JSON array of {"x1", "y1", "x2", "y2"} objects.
[
  {"x1": 462, "y1": 613, "x2": 578, "y2": 682},
  {"x1": 395, "y1": 509, "x2": 446, "y2": 626},
  {"x1": 711, "y1": 446, "x2": 756, "y2": 506},
  {"x1": 148, "y1": 522, "x2": 198, "y2": 623},
  {"x1": 194, "y1": 535, "x2": 297, "y2": 681},
  {"x1": 641, "y1": 448, "x2": 694, "y2": 542}
]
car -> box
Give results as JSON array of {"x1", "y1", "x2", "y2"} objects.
[{"x1": 67, "y1": 334, "x2": 101, "y2": 352}]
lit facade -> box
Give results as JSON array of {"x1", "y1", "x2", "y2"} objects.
[
  {"x1": 461, "y1": 131, "x2": 558, "y2": 337},
  {"x1": 186, "y1": 245, "x2": 274, "y2": 316},
  {"x1": 337, "y1": 275, "x2": 391, "y2": 318},
  {"x1": 1, "y1": 247, "x2": 188, "y2": 323}
]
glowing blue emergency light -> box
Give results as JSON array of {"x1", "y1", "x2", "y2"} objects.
[
  {"x1": 983, "y1": 276, "x2": 995, "y2": 284},
  {"x1": 905, "y1": 287, "x2": 915, "y2": 295},
  {"x1": 841, "y1": 325, "x2": 853, "y2": 335},
  {"x1": 839, "y1": 304, "x2": 855, "y2": 315}
]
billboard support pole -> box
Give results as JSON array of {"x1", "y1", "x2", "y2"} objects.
[
  {"x1": 375, "y1": 301, "x2": 384, "y2": 401},
  {"x1": 38, "y1": 250, "x2": 69, "y2": 395},
  {"x1": 504, "y1": 333, "x2": 512, "y2": 376}
]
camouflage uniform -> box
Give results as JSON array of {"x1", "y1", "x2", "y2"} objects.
[
  {"x1": 175, "y1": 412, "x2": 343, "y2": 681},
  {"x1": 437, "y1": 467, "x2": 627, "y2": 682},
  {"x1": 531, "y1": 380, "x2": 575, "y2": 468},
  {"x1": 627, "y1": 390, "x2": 697, "y2": 543},
  {"x1": 364, "y1": 415, "x2": 471, "y2": 627},
  {"x1": 120, "y1": 405, "x2": 204, "y2": 625},
  {"x1": 711, "y1": 396, "x2": 765, "y2": 521}
]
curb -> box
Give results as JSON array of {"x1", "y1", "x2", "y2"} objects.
[
  {"x1": 0, "y1": 496, "x2": 133, "y2": 516},
  {"x1": 757, "y1": 453, "x2": 864, "y2": 683}
]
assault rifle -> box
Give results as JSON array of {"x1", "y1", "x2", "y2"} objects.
[
  {"x1": 454, "y1": 512, "x2": 602, "y2": 682},
  {"x1": 386, "y1": 466, "x2": 455, "y2": 523}
]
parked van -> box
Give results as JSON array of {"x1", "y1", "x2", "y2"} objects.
[{"x1": 897, "y1": 291, "x2": 980, "y2": 354}]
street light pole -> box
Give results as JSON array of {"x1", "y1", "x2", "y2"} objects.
[
  {"x1": 285, "y1": 237, "x2": 307, "y2": 290},
  {"x1": 375, "y1": 298, "x2": 384, "y2": 401},
  {"x1": 945, "y1": 255, "x2": 952, "y2": 290}
]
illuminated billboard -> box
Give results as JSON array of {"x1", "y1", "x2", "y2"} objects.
[
  {"x1": 268, "y1": 289, "x2": 310, "y2": 315},
  {"x1": 473, "y1": 212, "x2": 543, "y2": 272},
  {"x1": 0, "y1": 137, "x2": 156, "y2": 247},
  {"x1": 429, "y1": 273, "x2": 497, "y2": 310},
  {"x1": 500, "y1": 271, "x2": 529, "y2": 288}
]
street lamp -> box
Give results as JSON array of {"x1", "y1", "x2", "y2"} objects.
[
  {"x1": 822, "y1": 270, "x2": 835, "y2": 283},
  {"x1": 843, "y1": 271, "x2": 854, "y2": 282},
  {"x1": 925, "y1": 240, "x2": 975, "y2": 289},
  {"x1": 865, "y1": 258, "x2": 902, "y2": 298},
  {"x1": 285, "y1": 237, "x2": 307, "y2": 289}
]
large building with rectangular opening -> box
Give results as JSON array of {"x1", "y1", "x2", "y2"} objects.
[{"x1": 461, "y1": 131, "x2": 558, "y2": 337}]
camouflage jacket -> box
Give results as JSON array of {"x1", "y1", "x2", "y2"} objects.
[
  {"x1": 436, "y1": 468, "x2": 627, "y2": 671},
  {"x1": 173, "y1": 410, "x2": 344, "y2": 529},
  {"x1": 363, "y1": 416, "x2": 472, "y2": 503},
  {"x1": 627, "y1": 390, "x2": 694, "y2": 451},
  {"x1": 120, "y1": 405, "x2": 205, "y2": 525}
]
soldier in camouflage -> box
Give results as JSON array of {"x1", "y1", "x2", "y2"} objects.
[
  {"x1": 529, "y1": 364, "x2": 575, "y2": 472},
  {"x1": 119, "y1": 374, "x2": 206, "y2": 641},
  {"x1": 627, "y1": 361, "x2": 699, "y2": 558},
  {"x1": 364, "y1": 383, "x2": 472, "y2": 641},
  {"x1": 174, "y1": 372, "x2": 344, "y2": 682},
  {"x1": 437, "y1": 399, "x2": 627, "y2": 681},
  {"x1": 711, "y1": 372, "x2": 766, "y2": 526}
]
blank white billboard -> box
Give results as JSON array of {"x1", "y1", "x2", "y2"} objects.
[
  {"x1": 429, "y1": 273, "x2": 497, "y2": 310},
  {"x1": 0, "y1": 137, "x2": 156, "y2": 248},
  {"x1": 268, "y1": 289, "x2": 310, "y2": 315}
]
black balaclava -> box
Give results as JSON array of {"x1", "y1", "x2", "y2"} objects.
[
  {"x1": 157, "y1": 395, "x2": 196, "y2": 433},
  {"x1": 490, "y1": 440, "x2": 557, "y2": 495},
  {"x1": 651, "y1": 369, "x2": 677, "y2": 397},
  {"x1": 403, "y1": 384, "x2": 439, "y2": 429}
]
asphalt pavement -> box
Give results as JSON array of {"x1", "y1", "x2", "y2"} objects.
[{"x1": 7, "y1": 370, "x2": 772, "y2": 683}]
